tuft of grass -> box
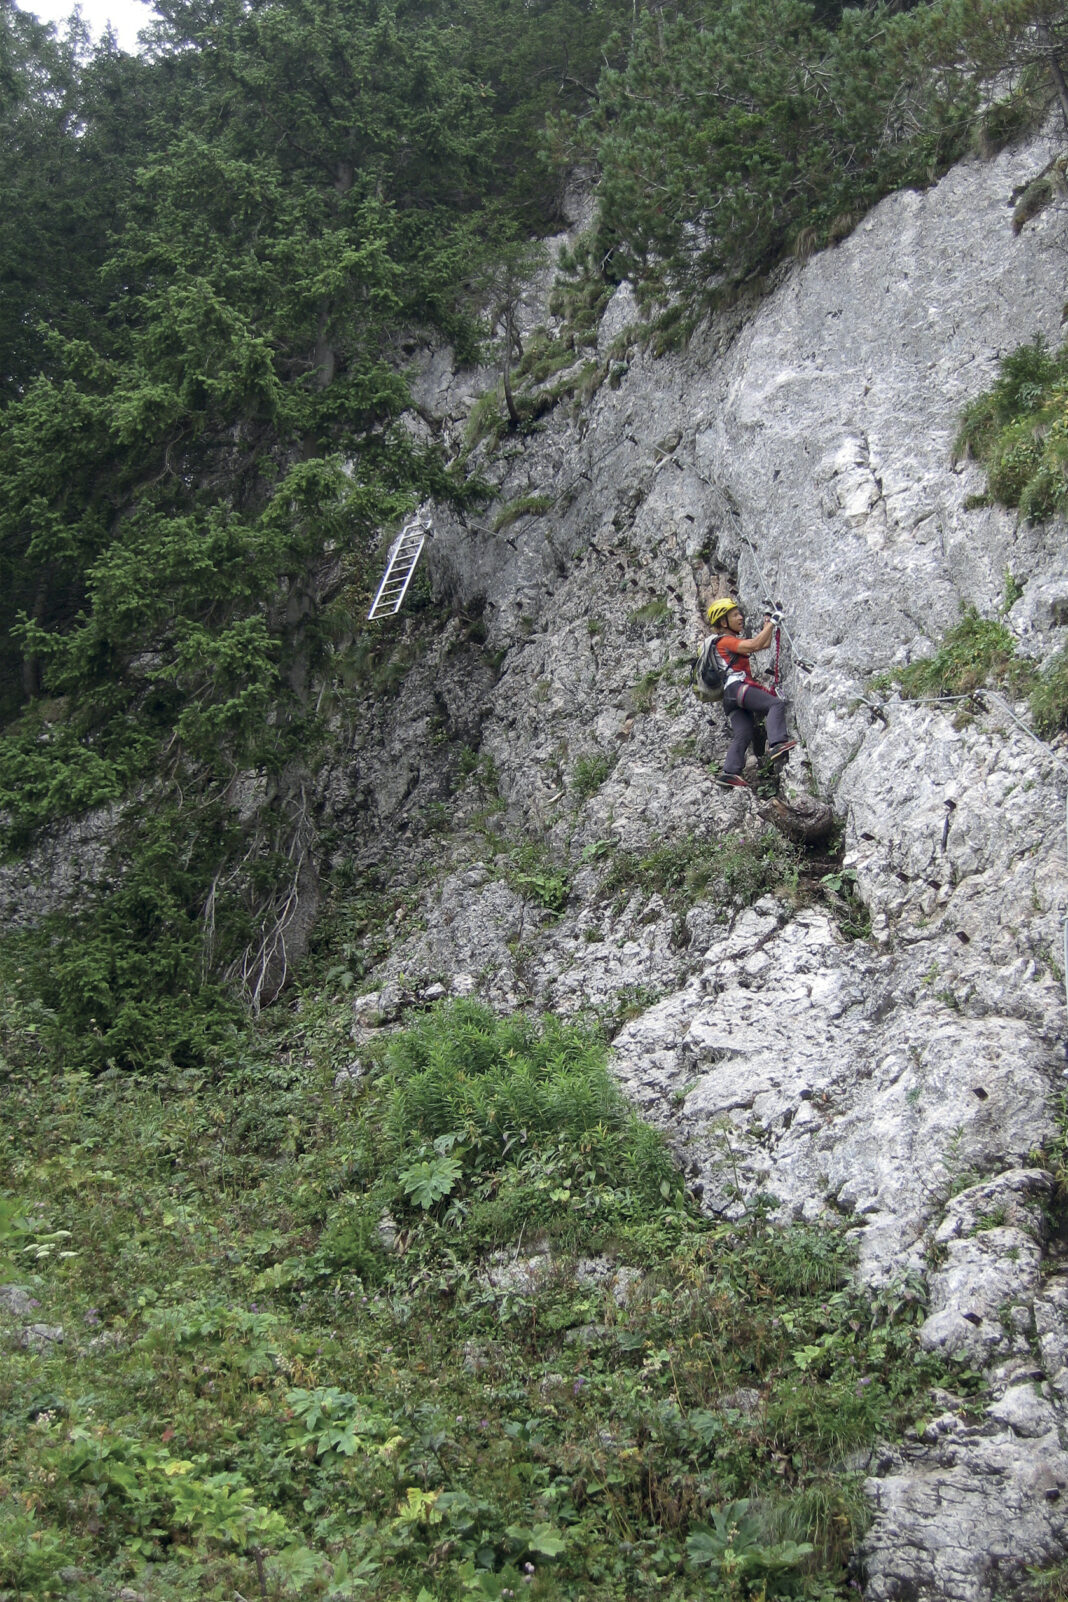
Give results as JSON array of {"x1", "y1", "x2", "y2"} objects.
[
  {"x1": 819, "y1": 868, "x2": 871, "y2": 942},
  {"x1": 627, "y1": 599, "x2": 672, "y2": 628},
  {"x1": 505, "y1": 840, "x2": 572, "y2": 915},
  {"x1": 760, "y1": 1476, "x2": 870, "y2": 1577},
  {"x1": 464, "y1": 386, "x2": 508, "y2": 449},
  {"x1": 492, "y1": 494, "x2": 554, "y2": 533},
  {"x1": 571, "y1": 750, "x2": 615, "y2": 802},
  {"x1": 601, "y1": 831, "x2": 800, "y2": 911},
  {"x1": 884, "y1": 607, "x2": 1068, "y2": 745},
  {"x1": 1031, "y1": 644, "x2": 1068, "y2": 738},
  {"x1": 630, "y1": 667, "x2": 664, "y2": 712},
  {"x1": 956, "y1": 336, "x2": 1068, "y2": 522},
  {"x1": 1023, "y1": 1561, "x2": 1068, "y2": 1602},
  {"x1": 895, "y1": 608, "x2": 1026, "y2": 700}
]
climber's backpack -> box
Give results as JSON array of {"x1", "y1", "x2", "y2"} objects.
[{"x1": 690, "y1": 637, "x2": 745, "y2": 703}]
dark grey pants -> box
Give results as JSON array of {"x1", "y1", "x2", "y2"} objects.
[{"x1": 724, "y1": 687, "x2": 788, "y2": 775}]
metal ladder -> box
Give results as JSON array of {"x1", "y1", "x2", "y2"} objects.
[{"x1": 367, "y1": 512, "x2": 430, "y2": 620}]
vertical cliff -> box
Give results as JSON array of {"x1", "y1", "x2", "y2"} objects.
[{"x1": 326, "y1": 121, "x2": 1068, "y2": 1597}]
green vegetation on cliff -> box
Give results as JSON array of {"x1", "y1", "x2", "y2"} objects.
[
  {"x1": 565, "y1": 0, "x2": 1067, "y2": 310},
  {"x1": 0, "y1": 0, "x2": 1062, "y2": 1056},
  {"x1": 0, "y1": 997, "x2": 967, "y2": 1601},
  {"x1": 957, "y1": 336, "x2": 1068, "y2": 523}
]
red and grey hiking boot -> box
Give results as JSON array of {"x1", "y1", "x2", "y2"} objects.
[
  {"x1": 767, "y1": 740, "x2": 797, "y2": 761},
  {"x1": 714, "y1": 773, "x2": 749, "y2": 790}
]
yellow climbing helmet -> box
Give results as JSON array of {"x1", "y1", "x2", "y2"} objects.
[{"x1": 706, "y1": 597, "x2": 739, "y2": 627}]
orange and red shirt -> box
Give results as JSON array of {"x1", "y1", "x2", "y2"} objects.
[{"x1": 716, "y1": 634, "x2": 769, "y2": 696}]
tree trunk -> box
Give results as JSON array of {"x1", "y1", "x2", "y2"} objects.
[
  {"x1": 20, "y1": 572, "x2": 49, "y2": 699},
  {"x1": 1039, "y1": 25, "x2": 1068, "y2": 134},
  {"x1": 502, "y1": 306, "x2": 521, "y2": 429},
  {"x1": 502, "y1": 305, "x2": 523, "y2": 429}
]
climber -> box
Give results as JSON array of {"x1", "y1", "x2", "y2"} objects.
[{"x1": 706, "y1": 598, "x2": 796, "y2": 790}]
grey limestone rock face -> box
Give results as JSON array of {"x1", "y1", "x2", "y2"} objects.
[
  {"x1": 864, "y1": 1426, "x2": 1068, "y2": 1602},
  {"x1": 609, "y1": 909, "x2": 1055, "y2": 1286},
  {"x1": 0, "y1": 806, "x2": 119, "y2": 930},
  {"x1": 14, "y1": 1321, "x2": 65, "y2": 1350},
  {"x1": 919, "y1": 1170, "x2": 1051, "y2": 1365},
  {"x1": 0, "y1": 1284, "x2": 38, "y2": 1317},
  {"x1": 346, "y1": 119, "x2": 1068, "y2": 1602},
  {"x1": 988, "y1": 1383, "x2": 1061, "y2": 1439}
]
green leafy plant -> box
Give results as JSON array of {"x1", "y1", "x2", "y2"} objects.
[
  {"x1": 894, "y1": 608, "x2": 1027, "y2": 700},
  {"x1": 285, "y1": 1388, "x2": 399, "y2": 1461},
  {"x1": 686, "y1": 1499, "x2": 813, "y2": 1591},
  {"x1": 571, "y1": 750, "x2": 615, "y2": 801},
  {"x1": 956, "y1": 336, "x2": 1068, "y2": 520},
  {"x1": 506, "y1": 843, "x2": 572, "y2": 915},
  {"x1": 1031, "y1": 644, "x2": 1068, "y2": 738},
  {"x1": 399, "y1": 1153, "x2": 465, "y2": 1210},
  {"x1": 0, "y1": 1194, "x2": 31, "y2": 1279}
]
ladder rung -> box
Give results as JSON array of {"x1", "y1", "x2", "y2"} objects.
[{"x1": 367, "y1": 521, "x2": 428, "y2": 620}]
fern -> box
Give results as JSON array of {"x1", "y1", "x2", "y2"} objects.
[{"x1": 380, "y1": 1002, "x2": 677, "y2": 1221}]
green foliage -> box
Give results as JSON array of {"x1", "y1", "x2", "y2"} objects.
[
  {"x1": 464, "y1": 386, "x2": 509, "y2": 448},
  {"x1": 1036, "y1": 1091, "x2": 1068, "y2": 1201},
  {"x1": 381, "y1": 1002, "x2": 667, "y2": 1217},
  {"x1": 686, "y1": 1500, "x2": 813, "y2": 1590},
  {"x1": 0, "y1": 1195, "x2": 31, "y2": 1280},
  {"x1": 1031, "y1": 644, "x2": 1068, "y2": 738},
  {"x1": 1022, "y1": 1559, "x2": 1068, "y2": 1601},
  {"x1": 884, "y1": 604, "x2": 1068, "y2": 744},
  {"x1": 286, "y1": 1388, "x2": 399, "y2": 1460},
  {"x1": 630, "y1": 666, "x2": 664, "y2": 712},
  {"x1": 506, "y1": 842, "x2": 573, "y2": 915},
  {"x1": 819, "y1": 868, "x2": 871, "y2": 942},
  {"x1": 0, "y1": 11, "x2": 151, "y2": 404},
  {"x1": 956, "y1": 337, "x2": 1068, "y2": 520},
  {"x1": 602, "y1": 831, "x2": 800, "y2": 910},
  {"x1": 571, "y1": 750, "x2": 616, "y2": 801},
  {"x1": 4, "y1": 802, "x2": 249, "y2": 1071},
  {"x1": 0, "y1": 0, "x2": 636, "y2": 1059},
  {"x1": 894, "y1": 608, "x2": 1024, "y2": 700},
  {"x1": 627, "y1": 599, "x2": 672, "y2": 627},
  {"x1": 568, "y1": 0, "x2": 1030, "y2": 311},
  {"x1": 491, "y1": 494, "x2": 555, "y2": 532},
  {"x1": 399, "y1": 1153, "x2": 465, "y2": 1210},
  {"x1": 0, "y1": 975, "x2": 978, "y2": 1602}
]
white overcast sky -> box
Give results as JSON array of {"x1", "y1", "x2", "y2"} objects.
[{"x1": 18, "y1": 0, "x2": 159, "y2": 53}]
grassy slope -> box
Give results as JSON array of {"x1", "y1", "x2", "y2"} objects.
[{"x1": 0, "y1": 981, "x2": 973, "y2": 1602}]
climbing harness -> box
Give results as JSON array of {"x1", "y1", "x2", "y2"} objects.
[{"x1": 367, "y1": 509, "x2": 431, "y2": 620}]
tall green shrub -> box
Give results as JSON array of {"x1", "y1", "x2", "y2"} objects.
[{"x1": 957, "y1": 338, "x2": 1068, "y2": 521}]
